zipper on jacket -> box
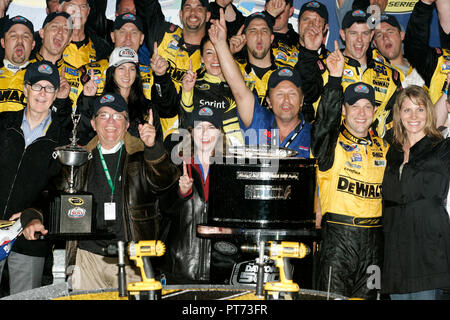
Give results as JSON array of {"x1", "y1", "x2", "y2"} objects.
[{"x1": 198, "y1": 204, "x2": 209, "y2": 280}]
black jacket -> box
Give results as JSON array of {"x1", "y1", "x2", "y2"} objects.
[
  {"x1": 61, "y1": 133, "x2": 180, "y2": 271},
  {"x1": 158, "y1": 160, "x2": 211, "y2": 284},
  {"x1": 382, "y1": 136, "x2": 450, "y2": 294},
  {"x1": 404, "y1": 0, "x2": 441, "y2": 88},
  {"x1": 0, "y1": 109, "x2": 70, "y2": 256}
]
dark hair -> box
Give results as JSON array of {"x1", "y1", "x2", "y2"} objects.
[
  {"x1": 103, "y1": 64, "x2": 147, "y2": 123},
  {"x1": 200, "y1": 33, "x2": 211, "y2": 56}
]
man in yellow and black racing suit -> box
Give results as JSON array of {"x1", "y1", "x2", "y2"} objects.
[{"x1": 312, "y1": 74, "x2": 388, "y2": 299}]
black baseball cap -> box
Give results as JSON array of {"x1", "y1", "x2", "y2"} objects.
[
  {"x1": 93, "y1": 93, "x2": 129, "y2": 115},
  {"x1": 268, "y1": 67, "x2": 302, "y2": 89},
  {"x1": 244, "y1": 12, "x2": 274, "y2": 33},
  {"x1": 342, "y1": 9, "x2": 369, "y2": 29},
  {"x1": 375, "y1": 13, "x2": 402, "y2": 31},
  {"x1": 114, "y1": 13, "x2": 143, "y2": 33},
  {"x1": 181, "y1": 0, "x2": 209, "y2": 9},
  {"x1": 187, "y1": 106, "x2": 222, "y2": 129},
  {"x1": 299, "y1": 1, "x2": 329, "y2": 23},
  {"x1": 344, "y1": 82, "x2": 375, "y2": 106},
  {"x1": 3, "y1": 16, "x2": 34, "y2": 34},
  {"x1": 42, "y1": 11, "x2": 72, "y2": 29},
  {"x1": 24, "y1": 60, "x2": 60, "y2": 90},
  {"x1": 265, "y1": 0, "x2": 293, "y2": 5}
]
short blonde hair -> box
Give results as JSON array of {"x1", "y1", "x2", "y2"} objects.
[{"x1": 392, "y1": 85, "x2": 443, "y2": 147}]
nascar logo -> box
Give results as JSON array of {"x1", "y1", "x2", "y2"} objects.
[
  {"x1": 251, "y1": 12, "x2": 266, "y2": 18},
  {"x1": 306, "y1": 1, "x2": 320, "y2": 8},
  {"x1": 198, "y1": 107, "x2": 213, "y2": 116},
  {"x1": 68, "y1": 197, "x2": 84, "y2": 206},
  {"x1": 355, "y1": 84, "x2": 370, "y2": 93},
  {"x1": 278, "y1": 68, "x2": 293, "y2": 77},
  {"x1": 352, "y1": 9, "x2": 366, "y2": 17},
  {"x1": 100, "y1": 94, "x2": 115, "y2": 104},
  {"x1": 123, "y1": 13, "x2": 136, "y2": 21},
  {"x1": 12, "y1": 16, "x2": 28, "y2": 22},
  {"x1": 38, "y1": 64, "x2": 53, "y2": 74}
]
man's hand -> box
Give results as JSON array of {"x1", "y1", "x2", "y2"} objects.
[
  {"x1": 56, "y1": 67, "x2": 70, "y2": 99},
  {"x1": 83, "y1": 68, "x2": 98, "y2": 96},
  {"x1": 303, "y1": 26, "x2": 325, "y2": 51},
  {"x1": 9, "y1": 212, "x2": 48, "y2": 241},
  {"x1": 265, "y1": 0, "x2": 286, "y2": 18},
  {"x1": 0, "y1": 0, "x2": 10, "y2": 18},
  {"x1": 229, "y1": 24, "x2": 246, "y2": 55},
  {"x1": 179, "y1": 161, "x2": 193, "y2": 195},
  {"x1": 209, "y1": 8, "x2": 229, "y2": 47},
  {"x1": 138, "y1": 108, "x2": 156, "y2": 147},
  {"x1": 326, "y1": 41, "x2": 345, "y2": 78},
  {"x1": 151, "y1": 42, "x2": 169, "y2": 76}
]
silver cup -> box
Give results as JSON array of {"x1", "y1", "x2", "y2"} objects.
[{"x1": 53, "y1": 114, "x2": 92, "y2": 193}]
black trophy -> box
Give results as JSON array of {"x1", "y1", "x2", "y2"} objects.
[{"x1": 49, "y1": 114, "x2": 95, "y2": 237}]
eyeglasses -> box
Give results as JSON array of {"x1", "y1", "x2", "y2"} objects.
[
  {"x1": 95, "y1": 112, "x2": 128, "y2": 121},
  {"x1": 27, "y1": 83, "x2": 56, "y2": 93}
]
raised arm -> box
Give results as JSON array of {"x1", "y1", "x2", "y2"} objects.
[
  {"x1": 135, "y1": 0, "x2": 168, "y2": 57},
  {"x1": 208, "y1": 9, "x2": 255, "y2": 128}
]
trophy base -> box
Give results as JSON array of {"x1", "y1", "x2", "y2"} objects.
[{"x1": 48, "y1": 191, "x2": 104, "y2": 239}]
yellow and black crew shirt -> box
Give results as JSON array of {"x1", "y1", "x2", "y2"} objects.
[{"x1": 181, "y1": 71, "x2": 244, "y2": 147}]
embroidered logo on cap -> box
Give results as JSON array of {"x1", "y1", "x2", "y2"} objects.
[
  {"x1": 352, "y1": 10, "x2": 366, "y2": 17},
  {"x1": 251, "y1": 12, "x2": 266, "y2": 18},
  {"x1": 199, "y1": 107, "x2": 213, "y2": 116},
  {"x1": 100, "y1": 94, "x2": 115, "y2": 104},
  {"x1": 278, "y1": 68, "x2": 293, "y2": 77},
  {"x1": 38, "y1": 64, "x2": 53, "y2": 74},
  {"x1": 355, "y1": 84, "x2": 370, "y2": 93},
  {"x1": 123, "y1": 13, "x2": 136, "y2": 21},
  {"x1": 12, "y1": 16, "x2": 28, "y2": 22},
  {"x1": 118, "y1": 48, "x2": 136, "y2": 58},
  {"x1": 306, "y1": 1, "x2": 320, "y2": 8}
]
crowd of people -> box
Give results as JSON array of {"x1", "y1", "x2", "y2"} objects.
[{"x1": 0, "y1": 0, "x2": 448, "y2": 301}]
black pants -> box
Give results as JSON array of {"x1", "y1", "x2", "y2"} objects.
[{"x1": 316, "y1": 221, "x2": 383, "y2": 300}]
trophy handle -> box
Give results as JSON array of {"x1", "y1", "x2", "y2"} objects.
[{"x1": 52, "y1": 151, "x2": 59, "y2": 160}]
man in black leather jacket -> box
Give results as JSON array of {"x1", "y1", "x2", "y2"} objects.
[{"x1": 53, "y1": 92, "x2": 179, "y2": 291}]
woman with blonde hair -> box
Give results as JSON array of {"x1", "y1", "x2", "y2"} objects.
[{"x1": 381, "y1": 85, "x2": 450, "y2": 300}]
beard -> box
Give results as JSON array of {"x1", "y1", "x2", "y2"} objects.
[{"x1": 248, "y1": 45, "x2": 271, "y2": 60}]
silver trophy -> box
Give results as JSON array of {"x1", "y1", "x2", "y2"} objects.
[
  {"x1": 49, "y1": 114, "x2": 94, "y2": 235},
  {"x1": 53, "y1": 114, "x2": 92, "y2": 193}
]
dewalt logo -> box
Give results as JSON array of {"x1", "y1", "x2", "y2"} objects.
[
  {"x1": 337, "y1": 176, "x2": 382, "y2": 199},
  {"x1": 0, "y1": 89, "x2": 26, "y2": 104}
]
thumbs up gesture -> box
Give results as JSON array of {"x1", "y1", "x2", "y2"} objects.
[
  {"x1": 138, "y1": 108, "x2": 156, "y2": 147},
  {"x1": 179, "y1": 161, "x2": 194, "y2": 195}
]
